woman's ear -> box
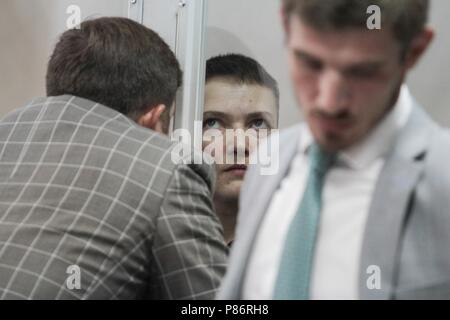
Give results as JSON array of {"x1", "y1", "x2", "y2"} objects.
[{"x1": 137, "y1": 104, "x2": 166, "y2": 133}]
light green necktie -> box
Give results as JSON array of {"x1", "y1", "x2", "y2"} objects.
[{"x1": 273, "y1": 143, "x2": 335, "y2": 300}]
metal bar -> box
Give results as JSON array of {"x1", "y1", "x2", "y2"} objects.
[
  {"x1": 172, "y1": 0, "x2": 208, "y2": 151},
  {"x1": 128, "y1": 0, "x2": 144, "y2": 23}
]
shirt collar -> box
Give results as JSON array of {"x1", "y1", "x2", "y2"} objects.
[{"x1": 299, "y1": 85, "x2": 413, "y2": 169}]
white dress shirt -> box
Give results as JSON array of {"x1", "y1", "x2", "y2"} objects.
[{"x1": 243, "y1": 86, "x2": 413, "y2": 300}]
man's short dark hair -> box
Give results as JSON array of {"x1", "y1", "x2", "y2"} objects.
[
  {"x1": 282, "y1": 0, "x2": 429, "y2": 49},
  {"x1": 205, "y1": 54, "x2": 279, "y2": 109},
  {"x1": 46, "y1": 17, "x2": 182, "y2": 120}
]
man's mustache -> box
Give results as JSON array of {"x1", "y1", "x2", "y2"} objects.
[{"x1": 311, "y1": 109, "x2": 353, "y2": 121}]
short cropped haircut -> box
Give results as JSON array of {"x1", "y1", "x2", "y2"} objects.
[
  {"x1": 282, "y1": 0, "x2": 429, "y2": 49},
  {"x1": 46, "y1": 17, "x2": 182, "y2": 120},
  {"x1": 206, "y1": 54, "x2": 280, "y2": 109}
]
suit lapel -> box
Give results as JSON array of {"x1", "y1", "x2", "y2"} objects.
[
  {"x1": 233, "y1": 126, "x2": 301, "y2": 296},
  {"x1": 359, "y1": 156, "x2": 423, "y2": 299},
  {"x1": 359, "y1": 106, "x2": 437, "y2": 299}
]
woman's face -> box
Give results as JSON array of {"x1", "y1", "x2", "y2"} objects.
[{"x1": 202, "y1": 77, "x2": 278, "y2": 202}]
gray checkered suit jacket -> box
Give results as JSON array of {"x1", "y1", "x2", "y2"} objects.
[{"x1": 0, "y1": 95, "x2": 228, "y2": 300}]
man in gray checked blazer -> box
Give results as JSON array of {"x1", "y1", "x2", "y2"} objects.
[
  {"x1": 0, "y1": 17, "x2": 228, "y2": 299},
  {"x1": 219, "y1": 0, "x2": 450, "y2": 300}
]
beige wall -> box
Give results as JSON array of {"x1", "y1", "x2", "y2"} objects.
[{"x1": 0, "y1": 0, "x2": 128, "y2": 116}]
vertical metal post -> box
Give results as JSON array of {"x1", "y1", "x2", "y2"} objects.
[
  {"x1": 173, "y1": 0, "x2": 208, "y2": 151},
  {"x1": 128, "y1": 0, "x2": 144, "y2": 23}
]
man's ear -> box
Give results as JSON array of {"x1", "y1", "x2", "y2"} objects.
[
  {"x1": 404, "y1": 26, "x2": 434, "y2": 69},
  {"x1": 137, "y1": 104, "x2": 166, "y2": 133}
]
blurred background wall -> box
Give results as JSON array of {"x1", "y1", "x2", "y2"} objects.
[
  {"x1": 0, "y1": 0, "x2": 128, "y2": 116},
  {"x1": 1, "y1": 0, "x2": 449, "y2": 128}
]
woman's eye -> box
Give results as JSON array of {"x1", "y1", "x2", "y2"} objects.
[
  {"x1": 250, "y1": 119, "x2": 268, "y2": 130},
  {"x1": 203, "y1": 118, "x2": 221, "y2": 129}
]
